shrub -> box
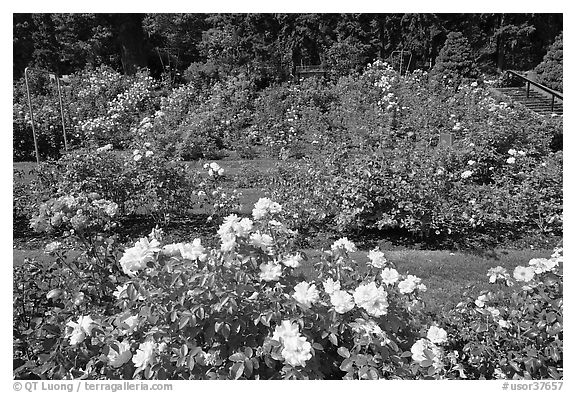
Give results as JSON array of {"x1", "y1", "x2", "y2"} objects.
[
  {"x1": 437, "y1": 247, "x2": 563, "y2": 379},
  {"x1": 13, "y1": 66, "x2": 160, "y2": 160},
  {"x1": 268, "y1": 76, "x2": 562, "y2": 247},
  {"x1": 139, "y1": 74, "x2": 256, "y2": 160},
  {"x1": 535, "y1": 33, "x2": 563, "y2": 92},
  {"x1": 15, "y1": 198, "x2": 447, "y2": 380},
  {"x1": 20, "y1": 146, "x2": 240, "y2": 225}
]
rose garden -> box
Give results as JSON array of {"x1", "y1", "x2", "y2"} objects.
[{"x1": 13, "y1": 16, "x2": 563, "y2": 381}]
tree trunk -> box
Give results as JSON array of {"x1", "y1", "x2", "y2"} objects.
[
  {"x1": 114, "y1": 14, "x2": 147, "y2": 75},
  {"x1": 496, "y1": 14, "x2": 506, "y2": 72}
]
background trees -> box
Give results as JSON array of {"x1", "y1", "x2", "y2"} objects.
[
  {"x1": 535, "y1": 33, "x2": 563, "y2": 92},
  {"x1": 13, "y1": 13, "x2": 562, "y2": 85}
]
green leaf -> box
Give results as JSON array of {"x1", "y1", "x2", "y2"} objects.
[
  {"x1": 127, "y1": 283, "x2": 138, "y2": 301},
  {"x1": 144, "y1": 365, "x2": 153, "y2": 379},
  {"x1": 229, "y1": 353, "x2": 246, "y2": 362},
  {"x1": 188, "y1": 346, "x2": 202, "y2": 357},
  {"x1": 179, "y1": 315, "x2": 190, "y2": 329},
  {"x1": 420, "y1": 359, "x2": 434, "y2": 368},
  {"x1": 230, "y1": 362, "x2": 244, "y2": 380},
  {"x1": 340, "y1": 358, "x2": 354, "y2": 372},
  {"x1": 221, "y1": 323, "x2": 231, "y2": 340},
  {"x1": 243, "y1": 358, "x2": 253, "y2": 378},
  {"x1": 337, "y1": 347, "x2": 351, "y2": 358},
  {"x1": 328, "y1": 333, "x2": 338, "y2": 346}
]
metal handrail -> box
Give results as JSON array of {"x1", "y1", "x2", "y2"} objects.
[{"x1": 504, "y1": 70, "x2": 563, "y2": 113}]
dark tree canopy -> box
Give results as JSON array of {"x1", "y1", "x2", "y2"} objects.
[{"x1": 13, "y1": 13, "x2": 563, "y2": 80}]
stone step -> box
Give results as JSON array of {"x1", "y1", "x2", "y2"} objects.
[{"x1": 494, "y1": 87, "x2": 562, "y2": 116}]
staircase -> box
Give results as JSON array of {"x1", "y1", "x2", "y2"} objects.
[
  {"x1": 495, "y1": 70, "x2": 563, "y2": 116},
  {"x1": 495, "y1": 86, "x2": 563, "y2": 116}
]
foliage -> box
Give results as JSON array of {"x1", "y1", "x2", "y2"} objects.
[
  {"x1": 14, "y1": 198, "x2": 446, "y2": 380},
  {"x1": 535, "y1": 33, "x2": 563, "y2": 92},
  {"x1": 14, "y1": 198, "x2": 563, "y2": 380},
  {"x1": 13, "y1": 66, "x2": 160, "y2": 161},
  {"x1": 136, "y1": 73, "x2": 256, "y2": 160},
  {"x1": 267, "y1": 66, "x2": 562, "y2": 247},
  {"x1": 437, "y1": 248, "x2": 563, "y2": 379},
  {"x1": 14, "y1": 14, "x2": 562, "y2": 83},
  {"x1": 17, "y1": 147, "x2": 240, "y2": 226},
  {"x1": 432, "y1": 31, "x2": 479, "y2": 81}
]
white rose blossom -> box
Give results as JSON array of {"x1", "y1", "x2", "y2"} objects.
[
  {"x1": 178, "y1": 239, "x2": 207, "y2": 262},
  {"x1": 331, "y1": 237, "x2": 357, "y2": 253},
  {"x1": 292, "y1": 281, "x2": 320, "y2": 307},
  {"x1": 283, "y1": 254, "x2": 302, "y2": 268},
  {"x1": 367, "y1": 249, "x2": 387, "y2": 268},
  {"x1": 411, "y1": 338, "x2": 443, "y2": 367},
  {"x1": 119, "y1": 238, "x2": 160, "y2": 277},
  {"x1": 271, "y1": 321, "x2": 312, "y2": 367},
  {"x1": 475, "y1": 294, "x2": 488, "y2": 308},
  {"x1": 381, "y1": 267, "x2": 400, "y2": 285},
  {"x1": 513, "y1": 266, "x2": 535, "y2": 282},
  {"x1": 45, "y1": 241, "x2": 62, "y2": 253},
  {"x1": 398, "y1": 275, "x2": 422, "y2": 294},
  {"x1": 250, "y1": 232, "x2": 274, "y2": 252},
  {"x1": 107, "y1": 340, "x2": 132, "y2": 368},
  {"x1": 330, "y1": 290, "x2": 355, "y2": 314},
  {"x1": 252, "y1": 197, "x2": 282, "y2": 220},
  {"x1": 132, "y1": 340, "x2": 157, "y2": 369},
  {"x1": 353, "y1": 282, "x2": 389, "y2": 317},
  {"x1": 65, "y1": 315, "x2": 95, "y2": 345},
  {"x1": 323, "y1": 278, "x2": 341, "y2": 295},
  {"x1": 528, "y1": 258, "x2": 558, "y2": 274},
  {"x1": 426, "y1": 326, "x2": 448, "y2": 344},
  {"x1": 259, "y1": 262, "x2": 282, "y2": 282}
]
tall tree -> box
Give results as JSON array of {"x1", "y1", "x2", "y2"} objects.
[
  {"x1": 535, "y1": 32, "x2": 563, "y2": 92},
  {"x1": 111, "y1": 14, "x2": 148, "y2": 75}
]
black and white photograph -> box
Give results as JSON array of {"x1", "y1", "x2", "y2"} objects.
[{"x1": 10, "y1": 5, "x2": 566, "y2": 387}]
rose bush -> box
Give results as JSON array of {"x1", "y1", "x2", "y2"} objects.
[
  {"x1": 16, "y1": 198, "x2": 455, "y2": 380},
  {"x1": 267, "y1": 68, "x2": 562, "y2": 248},
  {"x1": 436, "y1": 247, "x2": 563, "y2": 379},
  {"x1": 17, "y1": 145, "x2": 241, "y2": 226}
]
